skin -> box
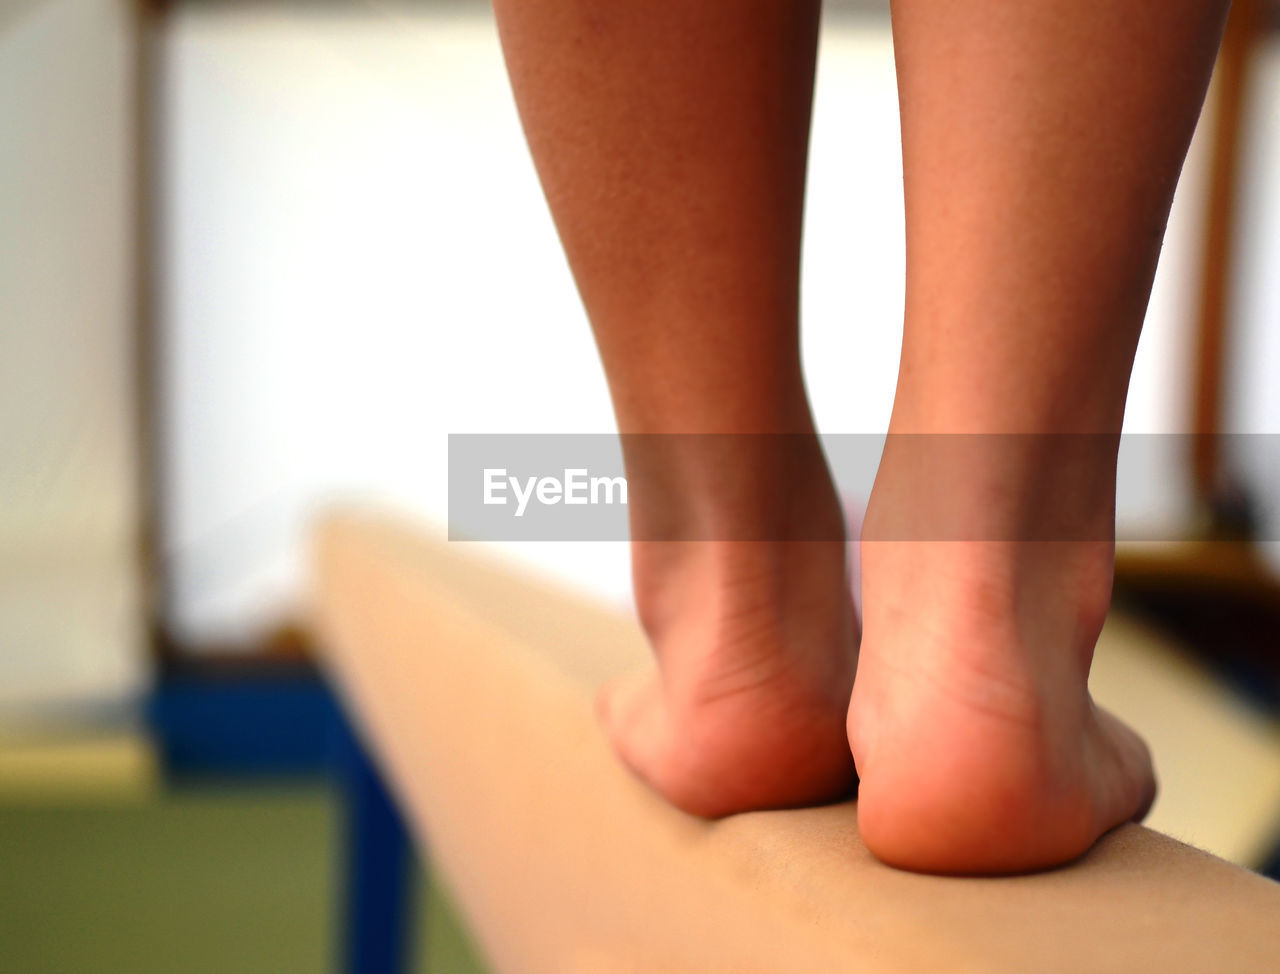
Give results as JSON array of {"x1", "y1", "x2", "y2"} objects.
[{"x1": 492, "y1": 0, "x2": 1230, "y2": 871}]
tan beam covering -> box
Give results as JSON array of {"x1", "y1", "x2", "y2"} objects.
[{"x1": 313, "y1": 512, "x2": 1280, "y2": 974}]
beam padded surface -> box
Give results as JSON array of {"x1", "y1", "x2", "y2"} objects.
[{"x1": 313, "y1": 512, "x2": 1280, "y2": 974}]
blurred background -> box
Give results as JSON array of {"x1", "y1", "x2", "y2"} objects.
[{"x1": 3, "y1": 0, "x2": 1280, "y2": 971}]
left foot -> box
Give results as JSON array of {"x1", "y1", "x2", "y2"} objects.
[{"x1": 598, "y1": 448, "x2": 859, "y2": 817}]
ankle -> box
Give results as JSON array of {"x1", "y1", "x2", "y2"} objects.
[
  {"x1": 859, "y1": 538, "x2": 1114, "y2": 704},
  {"x1": 634, "y1": 534, "x2": 854, "y2": 656},
  {"x1": 628, "y1": 429, "x2": 848, "y2": 640},
  {"x1": 865, "y1": 427, "x2": 1119, "y2": 544}
]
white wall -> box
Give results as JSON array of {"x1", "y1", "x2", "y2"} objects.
[
  {"x1": 160, "y1": 3, "x2": 1265, "y2": 647},
  {"x1": 0, "y1": 0, "x2": 145, "y2": 716}
]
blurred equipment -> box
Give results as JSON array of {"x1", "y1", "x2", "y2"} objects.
[{"x1": 1115, "y1": 0, "x2": 1280, "y2": 781}]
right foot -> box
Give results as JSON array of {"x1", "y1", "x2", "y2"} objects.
[{"x1": 849, "y1": 439, "x2": 1157, "y2": 873}]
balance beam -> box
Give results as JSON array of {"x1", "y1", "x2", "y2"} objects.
[{"x1": 312, "y1": 512, "x2": 1280, "y2": 974}]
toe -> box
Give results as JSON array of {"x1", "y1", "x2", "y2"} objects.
[
  {"x1": 596, "y1": 669, "x2": 674, "y2": 795},
  {"x1": 597, "y1": 668, "x2": 653, "y2": 737},
  {"x1": 1093, "y1": 705, "x2": 1158, "y2": 825}
]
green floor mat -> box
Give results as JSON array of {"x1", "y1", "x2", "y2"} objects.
[{"x1": 0, "y1": 787, "x2": 487, "y2": 974}]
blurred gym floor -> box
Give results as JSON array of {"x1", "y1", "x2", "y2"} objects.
[{"x1": 0, "y1": 783, "x2": 486, "y2": 974}]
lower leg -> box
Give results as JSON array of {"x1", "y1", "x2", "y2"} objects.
[
  {"x1": 493, "y1": 0, "x2": 857, "y2": 814},
  {"x1": 852, "y1": 0, "x2": 1229, "y2": 872}
]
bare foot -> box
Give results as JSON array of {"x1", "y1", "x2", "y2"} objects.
[
  {"x1": 598, "y1": 460, "x2": 859, "y2": 817},
  {"x1": 849, "y1": 441, "x2": 1157, "y2": 873}
]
